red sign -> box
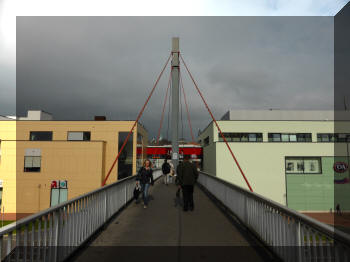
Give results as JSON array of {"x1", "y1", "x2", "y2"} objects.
[
  {"x1": 51, "y1": 180, "x2": 68, "y2": 189},
  {"x1": 51, "y1": 180, "x2": 58, "y2": 188},
  {"x1": 333, "y1": 162, "x2": 349, "y2": 173}
]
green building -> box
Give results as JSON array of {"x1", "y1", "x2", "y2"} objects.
[{"x1": 198, "y1": 110, "x2": 350, "y2": 212}]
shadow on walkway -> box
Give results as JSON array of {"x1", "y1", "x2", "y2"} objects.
[{"x1": 70, "y1": 180, "x2": 268, "y2": 262}]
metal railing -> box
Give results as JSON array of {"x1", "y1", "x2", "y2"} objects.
[
  {"x1": 0, "y1": 169, "x2": 162, "y2": 262},
  {"x1": 198, "y1": 171, "x2": 350, "y2": 262}
]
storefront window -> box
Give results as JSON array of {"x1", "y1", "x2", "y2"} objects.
[
  {"x1": 137, "y1": 133, "x2": 143, "y2": 171},
  {"x1": 285, "y1": 157, "x2": 321, "y2": 174},
  {"x1": 118, "y1": 132, "x2": 134, "y2": 179},
  {"x1": 304, "y1": 158, "x2": 321, "y2": 173},
  {"x1": 0, "y1": 187, "x2": 2, "y2": 208},
  {"x1": 50, "y1": 180, "x2": 68, "y2": 207}
]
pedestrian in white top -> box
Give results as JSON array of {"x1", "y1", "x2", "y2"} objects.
[{"x1": 168, "y1": 160, "x2": 175, "y2": 184}]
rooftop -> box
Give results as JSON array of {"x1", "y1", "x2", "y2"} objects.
[
  {"x1": 0, "y1": 115, "x2": 15, "y2": 120},
  {"x1": 221, "y1": 110, "x2": 350, "y2": 121}
]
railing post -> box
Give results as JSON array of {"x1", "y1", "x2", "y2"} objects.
[
  {"x1": 296, "y1": 220, "x2": 302, "y2": 262},
  {"x1": 125, "y1": 185, "x2": 127, "y2": 205},
  {"x1": 104, "y1": 190, "x2": 108, "y2": 222},
  {"x1": 6, "y1": 232, "x2": 12, "y2": 259},
  {"x1": 53, "y1": 209, "x2": 60, "y2": 262},
  {"x1": 244, "y1": 195, "x2": 248, "y2": 223},
  {"x1": 0, "y1": 236, "x2": 2, "y2": 262}
]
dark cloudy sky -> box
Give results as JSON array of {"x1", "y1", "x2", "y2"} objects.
[{"x1": 14, "y1": 16, "x2": 334, "y2": 140}]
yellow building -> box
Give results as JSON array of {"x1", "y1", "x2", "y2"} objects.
[{"x1": 0, "y1": 116, "x2": 147, "y2": 220}]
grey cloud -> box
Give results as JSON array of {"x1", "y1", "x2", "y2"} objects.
[
  {"x1": 14, "y1": 16, "x2": 334, "y2": 140},
  {"x1": 0, "y1": 62, "x2": 15, "y2": 115}
]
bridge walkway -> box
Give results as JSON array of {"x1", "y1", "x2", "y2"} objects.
[{"x1": 71, "y1": 179, "x2": 268, "y2": 262}]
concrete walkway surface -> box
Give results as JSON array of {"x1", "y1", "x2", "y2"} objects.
[{"x1": 71, "y1": 179, "x2": 268, "y2": 262}]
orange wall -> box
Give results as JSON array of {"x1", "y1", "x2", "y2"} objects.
[{"x1": 0, "y1": 120, "x2": 147, "y2": 220}]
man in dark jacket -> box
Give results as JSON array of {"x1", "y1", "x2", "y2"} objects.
[
  {"x1": 177, "y1": 155, "x2": 199, "y2": 212},
  {"x1": 162, "y1": 159, "x2": 171, "y2": 185}
]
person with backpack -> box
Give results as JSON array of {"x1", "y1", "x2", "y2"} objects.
[
  {"x1": 136, "y1": 159, "x2": 154, "y2": 209},
  {"x1": 177, "y1": 155, "x2": 199, "y2": 212},
  {"x1": 161, "y1": 159, "x2": 171, "y2": 185}
]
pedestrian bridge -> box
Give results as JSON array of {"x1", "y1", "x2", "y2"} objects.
[{"x1": 1, "y1": 170, "x2": 350, "y2": 261}]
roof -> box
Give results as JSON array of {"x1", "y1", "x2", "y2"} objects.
[
  {"x1": 221, "y1": 110, "x2": 350, "y2": 121},
  {"x1": 0, "y1": 115, "x2": 14, "y2": 120}
]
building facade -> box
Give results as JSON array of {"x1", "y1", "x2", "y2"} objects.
[
  {"x1": 0, "y1": 117, "x2": 147, "y2": 220},
  {"x1": 198, "y1": 110, "x2": 350, "y2": 212}
]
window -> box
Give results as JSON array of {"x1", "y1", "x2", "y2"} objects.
[
  {"x1": 137, "y1": 133, "x2": 144, "y2": 170},
  {"x1": 232, "y1": 133, "x2": 240, "y2": 142},
  {"x1": 241, "y1": 134, "x2": 249, "y2": 142},
  {"x1": 24, "y1": 148, "x2": 41, "y2": 172},
  {"x1": 218, "y1": 133, "x2": 263, "y2": 142},
  {"x1": 285, "y1": 157, "x2": 321, "y2": 174},
  {"x1": 269, "y1": 133, "x2": 311, "y2": 142},
  {"x1": 290, "y1": 134, "x2": 297, "y2": 142},
  {"x1": 50, "y1": 180, "x2": 68, "y2": 207},
  {"x1": 304, "y1": 158, "x2": 321, "y2": 173},
  {"x1": 24, "y1": 156, "x2": 41, "y2": 172},
  {"x1": 317, "y1": 133, "x2": 350, "y2": 142},
  {"x1": 271, "y1": 133, "x2": 281, "y2": 142},
  {"x1": 0, "y1": 184, "x2": 3, "y2": 209},
  {"x1": 203, "y1": 136, "x2": 209, "y2": 146},
  {"x1": 67, "y1": 131, "x2": 91, "y2": 141},
  {"x1": 30, "y1": 131, "x2": 52, "y2": 141},
  {"x1": 118, "y1": 132, "x2": 133, "y2": 180},
  {"x1": 281, "y1": 134, "x2": 289, "y2": 142},
  {"x1": 248, "y1": 133, "x2": 257, "y2": 142}
]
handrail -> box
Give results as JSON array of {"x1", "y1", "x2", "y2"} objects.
[
  {"x1": 0, "y1": 168, "x2": 162, "y2": 262},
  {"x1": 0, "y1": 175, "x2": 136, "y2": 236},
  {"x1": 198, "y1": 171, "x2": 350, "y2": 261},
  {"x1": 199, "y1": 171, "x2": 350, "y2": 245}
]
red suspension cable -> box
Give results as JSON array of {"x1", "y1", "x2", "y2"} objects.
[
  {"x1": 156, "y1": 69, "x2": 172, "y2": 145},
  {"x1": 179, "y1": 68, "x2": 195, "y2": 143},
  {"x1": 102, "y1": 53, "x2": 172, "y2": 186},
  {"x1": 180, "y1": 54, "x2": 253, "y2": 192}
]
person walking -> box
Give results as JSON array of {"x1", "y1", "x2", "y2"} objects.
[
  {"x1": 136, "y1": 159, "x2": 154, "y2": 209},
  {"x1": 168, "y1": 160, "x2": 175, "y2": 184},
  {"x1": 177, "y1": 155, "x2": 199, "y2": 212},
  {"x1": 336, "y1": 203, "x2": 341, "y2": 215},
  {"x1": 161, "y1": 159, "x2": 171, "y2": 185}
]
